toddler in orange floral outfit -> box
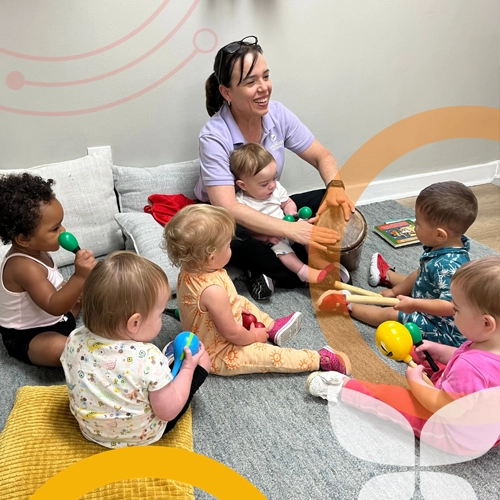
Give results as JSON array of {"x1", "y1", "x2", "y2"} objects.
[{"x1": 163, "y1": 204, "x2": 350, "y2": 376}]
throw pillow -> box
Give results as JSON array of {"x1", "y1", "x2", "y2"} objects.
[
  {"x1": 113, "y1": 160, "x2": 200, "y2": 213},
  {"x1": 0, "y1": 147, "x2": 123, "y2": 267},
  {"x1": 114, "y1": 213, "x2": 180, "y2": 294}
]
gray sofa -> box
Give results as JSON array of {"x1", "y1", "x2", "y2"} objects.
[
  {"x1": 0, "y1": 146, "x2": 201, "y2": 295},
  {"x1": 0, "y1": 146, "x2": 201, "y2": 430}
]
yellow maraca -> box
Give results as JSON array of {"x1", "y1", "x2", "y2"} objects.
[{"x1": 375, "y1": 320, "x2": 433, "y2": 386}]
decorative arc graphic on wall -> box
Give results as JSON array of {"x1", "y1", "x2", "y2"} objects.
[
  {"x1": 0, "y1": 1, "x2": 218, "y2": 115},
  {"x1": 313, "y1": 105, "x2": 500, "y2": 499}
]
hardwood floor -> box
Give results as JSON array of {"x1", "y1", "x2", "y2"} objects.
[{"x1": 398, "y1": 183, "x2": 500, "y2": 252}]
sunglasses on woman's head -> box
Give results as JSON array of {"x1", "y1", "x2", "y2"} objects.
[{"x1": 215, "y1": 35, "x2": 259, "y2": 83}]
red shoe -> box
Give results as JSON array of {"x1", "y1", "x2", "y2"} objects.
[
  {"x1": 368, "y1": 253, "x2": 394, "y2": 287},
  {"x1": 316, "y1": 290, "x2": 352, "y2": 314}
]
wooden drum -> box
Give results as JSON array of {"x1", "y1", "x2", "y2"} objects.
[{"x1": 317, "y1": 207, "x2": 368, "y2": 272}]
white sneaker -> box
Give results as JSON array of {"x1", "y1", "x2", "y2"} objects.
[
  {"x1": 306, "y1": 371, "x2": 347, "y2": 401},
  {"x1": 338, "y1": 263, "x2": 350, "y2": 284}
]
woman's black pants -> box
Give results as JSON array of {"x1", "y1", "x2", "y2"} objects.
[{"x1": 229, "y1": 188, "x2": 326, "y2": 289}]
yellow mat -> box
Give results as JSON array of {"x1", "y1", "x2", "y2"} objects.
[{"x1": 0, "y1": 385, "x2": 194, "y2": 500}]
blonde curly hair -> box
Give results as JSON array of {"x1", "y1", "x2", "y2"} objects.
[{"x1": 163, "y1": 204, "x2": 235, "y2": 272}]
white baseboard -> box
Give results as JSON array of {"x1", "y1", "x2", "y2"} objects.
[{"x1": 355, "y1": 160, "x2": 500, "y2": 205}]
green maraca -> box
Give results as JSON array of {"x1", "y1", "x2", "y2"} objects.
[
  {"x1": 163, "y1": 307, "x2": 180, "y2": 321},
  {"x1": 283, "y1": 206, "x2": 312, "y2": 222},
  {"x1": 58, "y1": 232, "x2": 81, "y2": 254},
  {"x1": 405, "y1": 322, "x2": 440, "y2": 372},
  {"x1": 297, "y1": 206, "x2": 312, "y2": 219}
]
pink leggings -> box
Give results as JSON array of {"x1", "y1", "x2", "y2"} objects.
[{"x1": 341, "y1": 356, "x2": 499, "y2": 456}]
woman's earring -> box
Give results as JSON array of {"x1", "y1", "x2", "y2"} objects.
[{"x1": 227, "y1": 99, "x2": 231, "y2": 106}]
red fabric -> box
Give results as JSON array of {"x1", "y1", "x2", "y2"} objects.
[{"x1": 144, "y1": 193, "x2": 196, "y2": 226}]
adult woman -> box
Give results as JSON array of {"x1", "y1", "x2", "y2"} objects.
[{"x1": 194, "y1": 36, "x2": 354, "y2": 300}]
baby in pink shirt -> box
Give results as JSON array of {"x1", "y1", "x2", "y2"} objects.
[{"x1": 308, "y1": 256, "x2": 500, "y2": 456}]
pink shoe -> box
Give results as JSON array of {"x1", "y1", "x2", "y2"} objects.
[
  {"x1": 268, "y1": 312, "x2": 302, "y2": 346},
  {"x1": 318, "y1": 346, "x2": 352, "y2": 375},
  {"x1": 368, "y1": 253, "x2": 394, "y2": 287}
]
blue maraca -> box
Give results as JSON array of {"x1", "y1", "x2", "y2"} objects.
[
  {"x1": 58, "y1": 231, "x2": 81, "y2": 254},
  {"x1": 171, "y1": 331, "x2": 200, "y2": 378}
]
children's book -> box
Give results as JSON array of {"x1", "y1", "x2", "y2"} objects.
[{"x1": 373, "y1": 218, "x2": 420, "y2": 248}]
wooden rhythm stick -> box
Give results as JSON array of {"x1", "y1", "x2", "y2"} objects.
[
  {"x1": 332, "y1": 281, "x2": 381, "y2": 297},
  {"x1": 345, "y1": 295, "x2": 400, "y2": 306}
]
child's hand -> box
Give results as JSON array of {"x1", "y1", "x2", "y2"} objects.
[
  {"x1": 266, "y1": 236, "x2": 281, "y2": 245},
  {"x1": 380, "y1": 289, "x2": 396, "y2": 298},
  {"x1": 250, "y1": 323, "x2": 269, "y2": 343},
  {"x1": 249, "y1": 232, "x2": 281, "y2": 245},
  {"x1": 74, "y1": 249, "x2": 97, "y2": 279},
  {"x1": 181, "y1": 342, "x2": 206, "y2": 371},
  {"x1": 414, "y1": 340, "x2": 444, "y2": 364},
  {"x1": 394, "y1": 295, "x2": 416, "y2": 313},
  {"x1": 405, "y1": 363, "x2": 427, "y2": 383}
]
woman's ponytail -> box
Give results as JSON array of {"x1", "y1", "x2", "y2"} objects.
[{"x1": 205, "y1": 73, "x2": 225, "y2": 117}]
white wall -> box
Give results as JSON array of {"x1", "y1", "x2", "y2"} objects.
[{"x1": 1, "y1": 0, "x2": 499, "y2": 196}]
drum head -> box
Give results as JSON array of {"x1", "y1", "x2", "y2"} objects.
[{"x1": 341, "y1": 209, "x2": 367, "y2": 251}]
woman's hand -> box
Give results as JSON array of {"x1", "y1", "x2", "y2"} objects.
[
  {"x1": 317, "y1": 187, "x2": 355, "y2": 222},
  {"x1": 297, "y1": 139, "x2": 354, "y2": 222},
  {"x1": 284, "y1": 219, "x2": 340, "y2": 251}
]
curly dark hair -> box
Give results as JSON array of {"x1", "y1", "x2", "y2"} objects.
[{"x1": 0, "y1": 173, "x2": 56, "y2": 244}]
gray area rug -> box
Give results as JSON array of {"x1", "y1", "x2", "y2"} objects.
[{"x1": 0, "y1": 199, "x2": 498, "y2": 499}]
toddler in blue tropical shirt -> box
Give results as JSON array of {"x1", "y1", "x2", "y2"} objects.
[{"x1": 318, "y1": 181, "x2": 478, "y2": 347}]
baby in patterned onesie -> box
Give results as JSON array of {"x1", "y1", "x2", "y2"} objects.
[
  {"x1": 163, "y1": 204, "x2": 351, "y2": 376},
  {"x1": 318, "y1": 181, "x2": 478, "y2": 347},
  {"x1": 61, "y1": 251, "x2": 211, "y2": 448}
]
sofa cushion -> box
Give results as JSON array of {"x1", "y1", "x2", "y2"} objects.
[
  {"x1": 0, "y1": 147, "x2": 123, "y2": 267},
  {"x1": 113, "y1": 160, "x2": 200, "y2": 213},
  {"x1": 115, "y1": 212, "x2": 180, "y2": 294}
]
